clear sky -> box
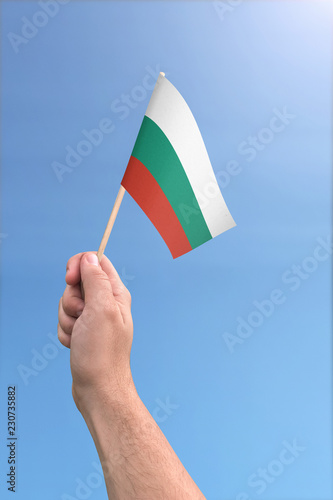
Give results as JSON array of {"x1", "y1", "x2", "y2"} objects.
[{"x1": 1, "y1": 1, "x2": 332, "y2": 499}]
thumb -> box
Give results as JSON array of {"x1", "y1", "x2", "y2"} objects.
[{"x1": 80, "y1": 253, "x2": 113, "y2": 307}]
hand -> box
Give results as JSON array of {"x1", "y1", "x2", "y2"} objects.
[{"x1": 58, "y1": 252, "x2": 135, "y2": 415}]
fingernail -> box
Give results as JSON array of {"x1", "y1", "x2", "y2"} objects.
[{"x1": 86, "y1": 254, "x2": 98, "y2": 266}]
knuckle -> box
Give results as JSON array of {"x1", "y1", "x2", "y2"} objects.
[
  {"x1": 59, "y1": 314, "x2": 74, "y2": 335},
  {"x1": 58, "y1": 323, "x2": 70, "y2": 349},
  {"x1": 96, "y1": 288, "x2": 109, "y2": 305},
  {"x1": 62, "y1": 298, "x2": 77, "y2": 316},
  {"x1": 62, "y1": 285, "x2": 72, "y2": 302},
  {"x1": 80, "y1": 308, "x2": 96, "y2": 329},
  {"x1": 62, "y1": 300, "x2": 72, "y2": 317},
  {"x1": 103, "y1": 299, "x2": 119, "y2": 319},
  {"x1": 61, "y1": 298, "x2": 70, "y2": 315},
  {"x1": 57, "y1": 323, "x2": 65, "y2": 342},
  {"x1": 62, "y1": 287, "x2": 82, "y2": 317},
  {"x1": 103, "y1": 298, "x2": 116, "y2": 314}
]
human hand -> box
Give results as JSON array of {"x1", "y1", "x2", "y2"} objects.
[{"x1": 58, "y1": 252, "x2": 135, "y2": 415}]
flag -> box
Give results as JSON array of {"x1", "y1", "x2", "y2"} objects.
[{"x1": 121, "y1": 73, "x2": 236, "y2": 258}]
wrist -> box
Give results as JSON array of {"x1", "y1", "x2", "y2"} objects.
[{"x1": 73, "y1": 375, "x2": 138, "y2": 418}]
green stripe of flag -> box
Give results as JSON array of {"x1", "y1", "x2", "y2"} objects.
[{"x1": 131, "y1": 116, "x2": 212, "y2": 249}]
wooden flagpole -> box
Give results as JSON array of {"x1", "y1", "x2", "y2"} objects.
[
  {"x1": 96, "y1": 184, "x2": 126, "y2": 262},
  {"x1": 81, "y1": 184, "x2": 125, "y2": 300}
]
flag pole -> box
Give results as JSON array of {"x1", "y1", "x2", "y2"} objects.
[{"x1": 97, "y1": 184, "x2": 126, "y2": 262}]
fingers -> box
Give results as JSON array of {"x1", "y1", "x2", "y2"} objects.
[
  {"x1": 80, "y1": 253, "x2": 115, "y2": 308},
  {"x1": 62, "y1": 284, "x2": 84, "y2": 317},
  {"x1": 58, "y1": 297, "x2": 76, "y2": 334},
  {"x1": 65, "y1": 252, "x2": 130, "y2": 305},
  {"x1": 64, "y1": 252, "x2": 132, "y2": 327},
  {"x1": 58, "y1": 284, "x2": 83, "y2": 347},
  {"x1": 66, "y1": 253, "x2": 85, "y2": 286},
  {"x1": 60, "y1": 252, "x2": 131, "y2": 349},
  {"x1": 57, "y1": 322, "x2": 71, "y2": 348},
  {"x1": 99, "y1": 255, "x2": 132, "y2": 307}
]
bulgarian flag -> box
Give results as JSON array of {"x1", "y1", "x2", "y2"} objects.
[{"x1": 97, "y1": 72, "x2": 235, "y2": 261}]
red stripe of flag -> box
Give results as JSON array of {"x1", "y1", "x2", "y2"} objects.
[{"x1": 121, "y1": 156, "x2": 192, "y2": 258}]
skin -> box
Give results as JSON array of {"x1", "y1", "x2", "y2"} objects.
[{"x1": 58, "y1": 252, "x2": 206, "y2": 500}]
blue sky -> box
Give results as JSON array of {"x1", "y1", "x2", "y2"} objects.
[{"x1": 0, "y1": 1, "x2": 332, "y2": 499}]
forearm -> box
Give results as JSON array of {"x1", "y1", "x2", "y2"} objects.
[{"x1": 81, "y1": 386, "x2": 206, "y2": 500}]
